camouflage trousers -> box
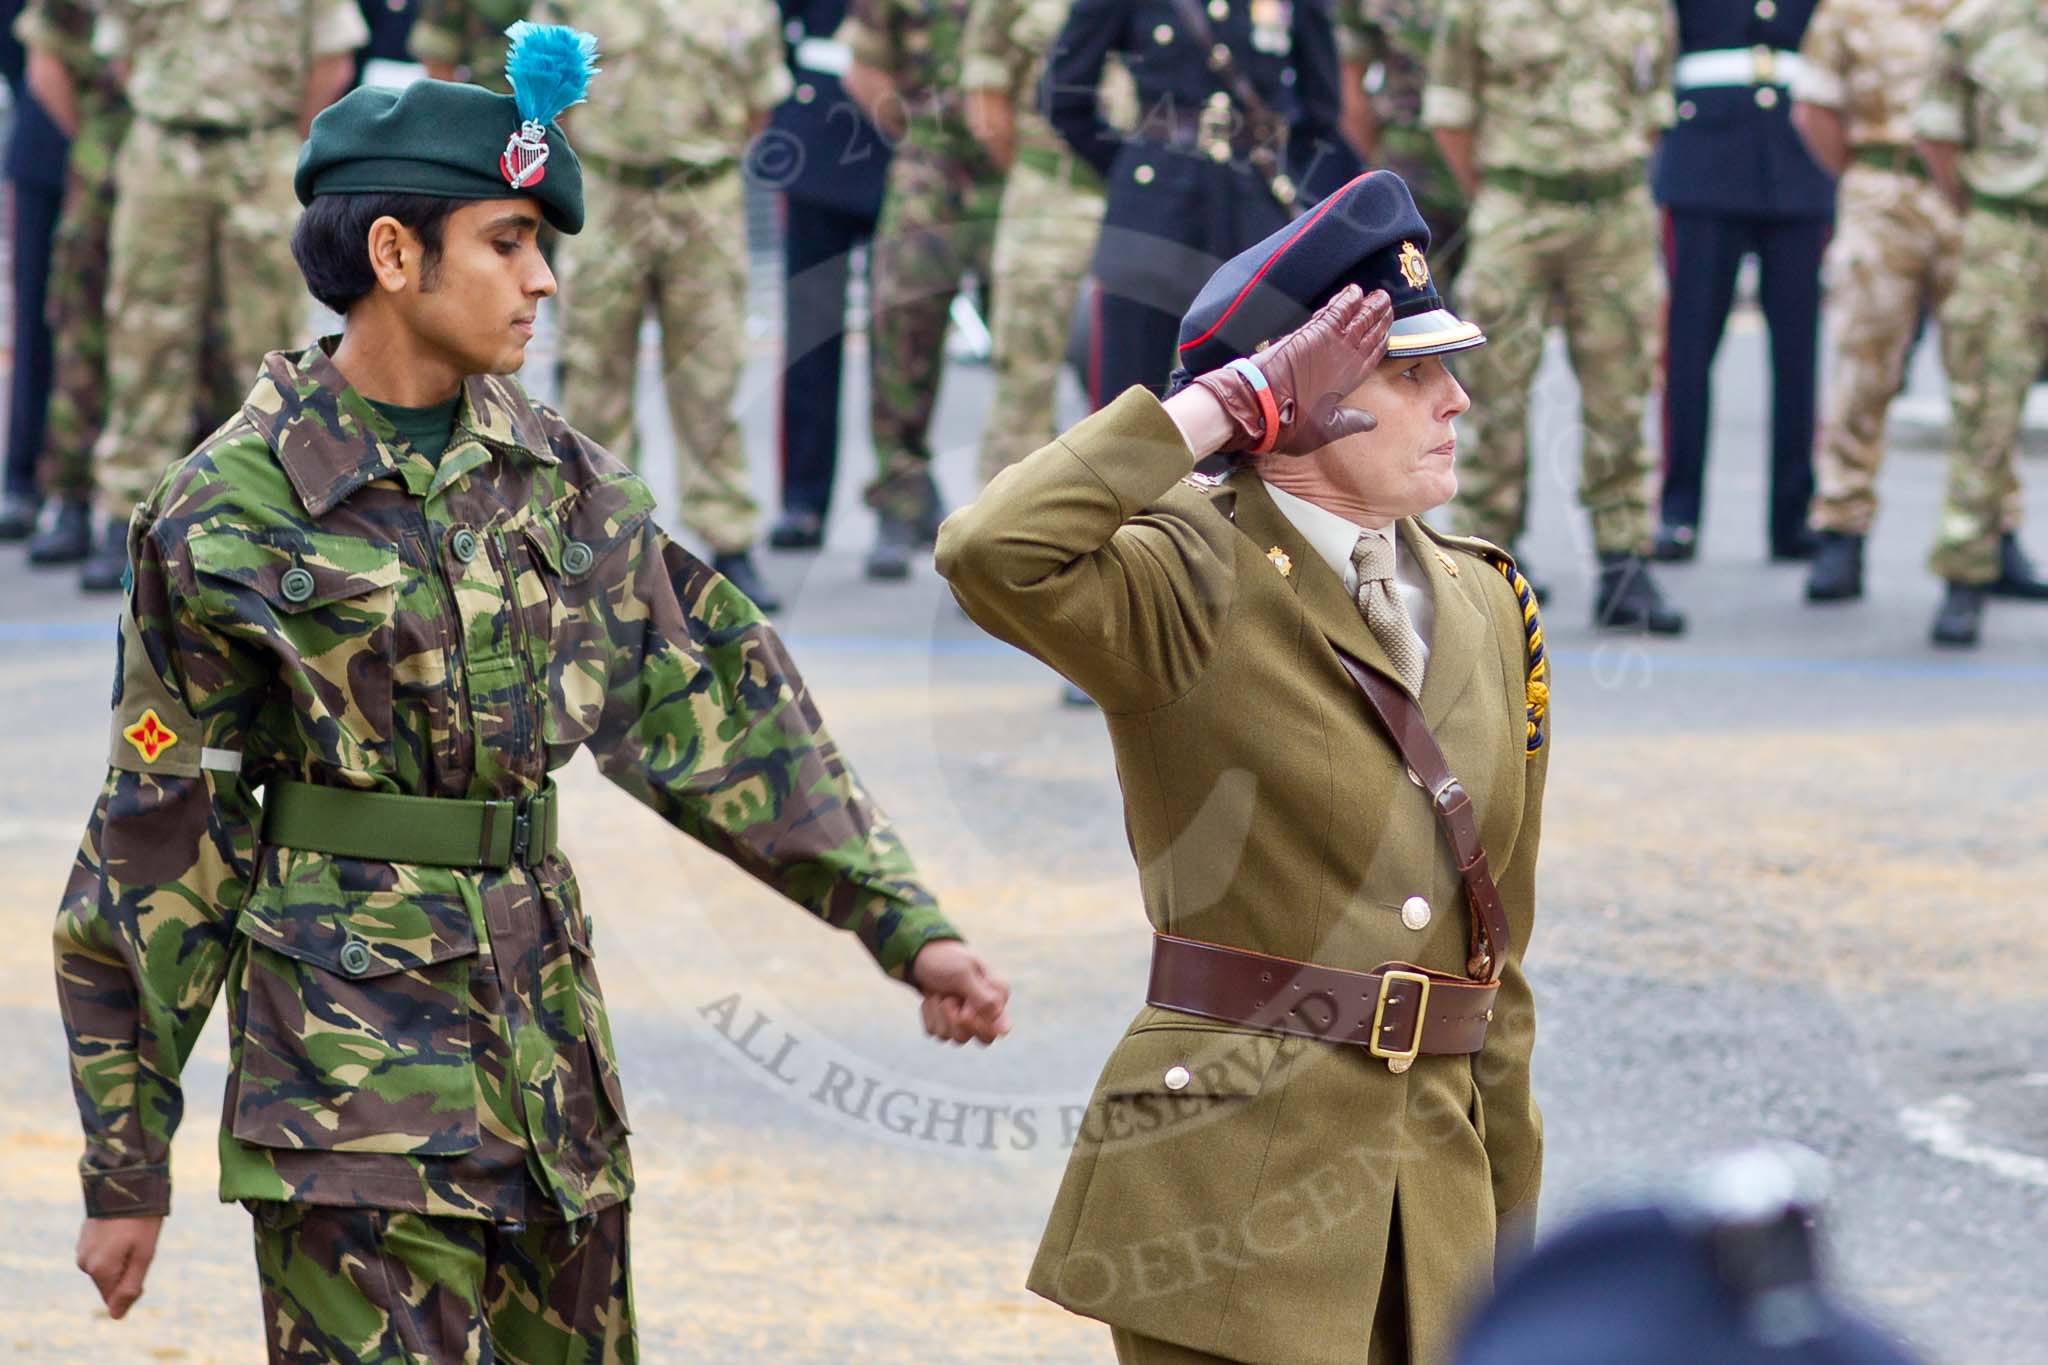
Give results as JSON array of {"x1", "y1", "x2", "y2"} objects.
[
  {"x1": 250, "y1": 1199, "x2": 635, "y2": 1364},
  {"x1": 1930, "y1": 207, "x2": 2048, "y2": 584},
  {"x1": 93, "y1": 119, "x2": 306, "y2": 521},
  {"x1": 555, "y1": 164, "x2": 757, "y2": 553},
  {"x1": 1810, "y1": 168, "x2": 2021, "y2": 539},
  {"x1": 866, "y1": 137, "x2": 1001, "y2": 515},
  {"x1": 978, "y1": 155, "x2": 1104, "y2": 486},
  {"x1": 1451, "y1": 183, "x2": 1664, "y2": 556},
  {"x1": 38, "y1": 102, "x2": 132, "y2": 500}
]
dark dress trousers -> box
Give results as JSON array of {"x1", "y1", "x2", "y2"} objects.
[
  {"x1": 1652, "y1": 0, "x2": 1835, "y2": 553},
  {"x1": 1048, "y1": 0, "x2": 1359, "y2": 403},
  {"x1": 770, "y1": 0, "x2": 893, "y2": 519},
  {"x1": 4, "y1": 1, "x2": 68, "y2": 504}
]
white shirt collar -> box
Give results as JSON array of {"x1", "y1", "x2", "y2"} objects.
[{"x1": 1261, "y1": 482, "x2": 1394, "y2": 594}]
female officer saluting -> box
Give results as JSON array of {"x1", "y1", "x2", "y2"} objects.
[{"x1": 940, "y1": 170, "x2": 1547, "y2": 1365}]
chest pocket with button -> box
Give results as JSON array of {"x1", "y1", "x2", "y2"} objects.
[
  {"x1": 228, "y1": 846, "x2": 483, "y2": 1155},
  {"x1": 187, "y1": 526, "x2": 402, "y2": 774},
  {"x1": 527, "y1": 474, "x2": 656, "y2": 756}
]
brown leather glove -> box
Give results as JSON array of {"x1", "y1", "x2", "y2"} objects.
[{"x1": 1189, "y1": 285, "x2": 1394, "y2": 456}]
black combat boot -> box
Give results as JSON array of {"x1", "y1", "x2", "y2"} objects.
[
  {"x1": 765, "y1": 508, "x2": 825, "y2": 551},
  {"x1": 79, "y1": 516, "x2": 130, "y2": 593},
  {"x1": 27, "y1": 497, "x2": 93, "y2": 564},
  {"x1": 1650, "y1": 523, "x2": 1697, "y2": 563},
  {"x1": 1804, "y1": 530, "x2": 1864, "y2": 603},
  {"x1": 1593, "y1": 552, "x2": 1687, "y2": 634},
  {"x1": 1771, "y1": 526, "x2": 1820, "y2": 562},
  {"x1": 711, "y1": 550, "x2": 783, "y2": 613},
  {"x1": 1986, "y1": 532, "x2": 2048, "y2": 600},
  {"x1": 0, "y1": 490, "x2": 36, "y2": 540},
  {"x1": 1930, "y1": 581, "x2": 1986, "y2": 647}
]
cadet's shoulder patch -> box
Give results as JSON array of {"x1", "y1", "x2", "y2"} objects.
[{"x1": 122, "y1": 708, "x2": 179, "y2": 764}]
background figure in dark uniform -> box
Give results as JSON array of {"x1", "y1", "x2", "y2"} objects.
[
  {"x1": 352, "y1": 0, "x2": 422, "y2": 87},
  {"x1": 767, "y1": 0, "x2": 892, "y2": 550},
  {"x1": 0, "y1": 0, "x2": 68, "y2": 540},
  {"x1": 1047, "y1": 0, "x2": 1360, "y2": 403},
  {"x1": 1652, "y1": 0, "x2": 1835, "y2": 564}
]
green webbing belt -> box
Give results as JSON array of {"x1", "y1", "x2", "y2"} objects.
[
  {"x1": 1970, "y1": 190, "x2": 2048, "y2": 229},
  {"x1": 577, "y1": 149, "x2": 736, "y2": 191},
  {"x1": 1012, "y1": 142, "x2": 1103, "y2": 190},
  {"x1": 262, "y1": 780, "x2": 561, "y2": 870},
  {"x1": 1481, "y1": 164, "x2": 1643, "y2": 204},
  {"x1": 1849, "y1": 144, "x2": 1930, "y2": 180}
]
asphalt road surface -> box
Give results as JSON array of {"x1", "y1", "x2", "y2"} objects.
[{"x1": 1, "y1": 302, "x2": 2044, "y2": 1364}]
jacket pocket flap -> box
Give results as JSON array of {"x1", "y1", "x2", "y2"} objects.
[
  {"x1": 1100, "y1": 1019, "x2": 1283, "y2": 1098},
  {"x1": 238, "y1": 886, "x2": 477, "y2": 978},
  {"x1": 190, "y1": 527, "x2": 401, "y2": 612}
]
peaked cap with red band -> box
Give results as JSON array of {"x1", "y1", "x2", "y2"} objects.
[{"x1": 1176, "y1": 171, "x2": 1485, "y2": 377}]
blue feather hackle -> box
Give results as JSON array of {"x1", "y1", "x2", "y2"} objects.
[{"x1": 503, "y1": 22, "x2": 599, "y2": 127}]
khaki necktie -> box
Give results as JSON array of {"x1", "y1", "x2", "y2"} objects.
[{"x1": 1351, "y1": 530, "x2": 1425, "y2": 697}]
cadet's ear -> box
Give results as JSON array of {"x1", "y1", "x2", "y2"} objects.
[{"x1": 365, "y1": 216, "x2": 413, "y2": 295}]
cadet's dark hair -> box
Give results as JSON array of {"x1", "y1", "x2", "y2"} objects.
[{"x1": 290, "y1": 193, "x2": 460, "y2": 314}]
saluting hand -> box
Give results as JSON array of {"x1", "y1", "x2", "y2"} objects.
[
  {"x1": 1189, "y1": 284, "x2": 1395, "y2": 456},
  {"x1": 910, "y1": 940, "x2": 1012, "y2": 1046}
]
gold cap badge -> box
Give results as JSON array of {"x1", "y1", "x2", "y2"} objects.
[{"x1": 1398, "y1": 241, "x2": 1430, "y2": 290}]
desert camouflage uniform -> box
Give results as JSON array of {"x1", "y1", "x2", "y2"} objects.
[
  {"x1": 1330, "y1": 0, "x2": 1467, "y2": 287},
  {"x1": 406, "y1": 0, "x2": 532, "y2": 89},
  {"x1": 1423, "y1": 0, "x2": 1674, "y2": 555},
  {"x1": 87, "y1": 0, "x2": 365, "y2": 525},
  {"x1": 1913, "y1": 0, "x2": 2048, "y2": 585},
  {"x1": 544, "y1": 0, "x2": 789, "y2": 556},
  {"x1": 839, "y1": 0, "x2": 1004, "y2": 518},
  {"x1": 961, "y1": 0, "x2": 1128, "y2": 484},
  {"x1": 57, "y1": 342, "x2": 958, "y2": 1356},
  {"x1": 1796, "y1": 0, "x2": 2022, "y2": 539}
]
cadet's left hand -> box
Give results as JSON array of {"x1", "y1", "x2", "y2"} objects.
[{"x1": 910, "y1": 940, "x2": 1012, "y2": 1046}]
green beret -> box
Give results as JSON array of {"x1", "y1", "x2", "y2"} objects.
[{"x1": 295, "y1": 80, "x2": 586, "y2": 234}]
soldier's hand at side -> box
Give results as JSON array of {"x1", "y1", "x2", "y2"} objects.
[
  {"x1": 76, "y1": 1214, "x2": 163, "y2": 1320},
  {"x1": 1189, "y1": 285, "x2": 1395, "y2": 455},
  {"x1": 910, "y1": 940, "x2": 1012, "y2": 1046}
]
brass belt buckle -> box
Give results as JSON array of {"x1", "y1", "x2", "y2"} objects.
[
  {"x1": 1751, "y1": 45, "x2": 1776, "y2": 85},
  {"x1": 1368, "y1": 970, "x2": 1431, "y2": 1073}
]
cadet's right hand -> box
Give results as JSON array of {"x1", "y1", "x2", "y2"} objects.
[
  {"x1": 76, "y1": 1214, "x2": 162, "y2": 1320},
  {"x1": 1189, "y1": 284, "x2": 1395, "y2": 456}
]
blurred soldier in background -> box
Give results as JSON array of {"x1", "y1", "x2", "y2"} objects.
[
  {"x1": 1330, "y1": 0, "x2": 1468, "y2": 288},
  {"x1": 1426, "y1": 0, "x2": 1687, "y2": 632},
  {"x1": 961, "y1": 0, "x2": 1130, "y2": 485},
  {"x1": 76, "y1": 0, "x2": 367, "y2": 592},
  {"x1": 1652, "y1": 0, "x2": 1834, "y2": 567},
  {"x1": 840, "y1": 0, "x2": 1004, "y2": 581},
  {"x1": 764, "y1": 0, "x2": 893, "y2": 552},
  {"x1": 408, "y1": 0, "x2": 527, "y2": 87},
  {"x1": 1046, "y1": 0, "x2": 1359, "y2": 406},
  {"x1": 1913, "y1": 0, "x2": 2048, "y2": 646},
  {"x1": 1, "y1": 0, "x2": 65, "y2": 542},
  {"x1": 1792, "y1": 0, "x2": 1991, "y2": 605},
  {"x1": 543, "y1": 0, "x2": 792, "y2": 614},
  {"x1": 15, "y1": 0, "x2": 129, "y2": 566}
]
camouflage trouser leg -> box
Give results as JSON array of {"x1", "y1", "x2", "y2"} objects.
[
  {"x1": 978, "y1": 160, "x2": 1104, "y2": 486},
  {"x1": 92, "y1": 121, "x2": 305, "y2": 521},
  {"x1": 1929, "y1": 210, "x2": 2048, "y2": 585},
  {"x1": 1454, "y1": 184, "x2": 1662, "y2": 555},
  {"x1": 557, "y1": 167, "x2": 758, "y2": 552},
  {"x1": 1809, "y1": 170, "x2": 1956, "y2": 536},
  {"x1": 38, "y1": 105, "x2": 131, "y2": 501},
  {"x1": 866, "y1": 140, "x2": 1001, "y2": 513},
  {"x1": 251, "y1": 1201, "x2": 635, "y2": 1364}
]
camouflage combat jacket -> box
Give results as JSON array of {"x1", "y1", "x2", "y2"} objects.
[
  {"x1": 1914, "y1": 0, "x2": 2048, "y2": 206},
  {"x1": 92, "y1": 0, "x2": 368, "y2": 129},
  {"x1": 959, "y1": 0, "x2": 1134, "y2": 173},
  {"x1": 839, "y1": 0, "x2": 986, "y2": 162},
  {"x1": 56, "y1": 342, "x2": 959, "y2": 1223},
  {"x1": 407, "y1": 0, "x2": 533, "y2": 90},
  {"x1": 1331, "y1": 0, "x2": 1434, "y2": 126},
  {"x1": 1793, "y1": 0, "x2": 1954, "y2": 148}
]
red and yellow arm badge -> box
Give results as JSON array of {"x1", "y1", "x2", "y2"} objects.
[{"x1": 122, "y1": 708, "x2": 179, "y2": 763}]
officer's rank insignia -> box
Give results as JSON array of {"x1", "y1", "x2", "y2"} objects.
[
  {"x1": 122, "y1": 708, "x2": 179, "y2": 764},
  {"x1": 1267, "y1": 546, "x2": 1293, "y2": 577},
  {"x1": 1435, "y1": 549, "x2": 1459, "y2": 577},
  {"x1": 1398, "y1": 241, "x2": 1430, "y2": 290}
]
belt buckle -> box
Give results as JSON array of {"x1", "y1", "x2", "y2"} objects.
[
  {"x1": 1368, "y1": 970, "x2": 1431, "y2": 1073},
  {"x1": 1751, "y1": 45, "x2": 1776, "y2": 85}
]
